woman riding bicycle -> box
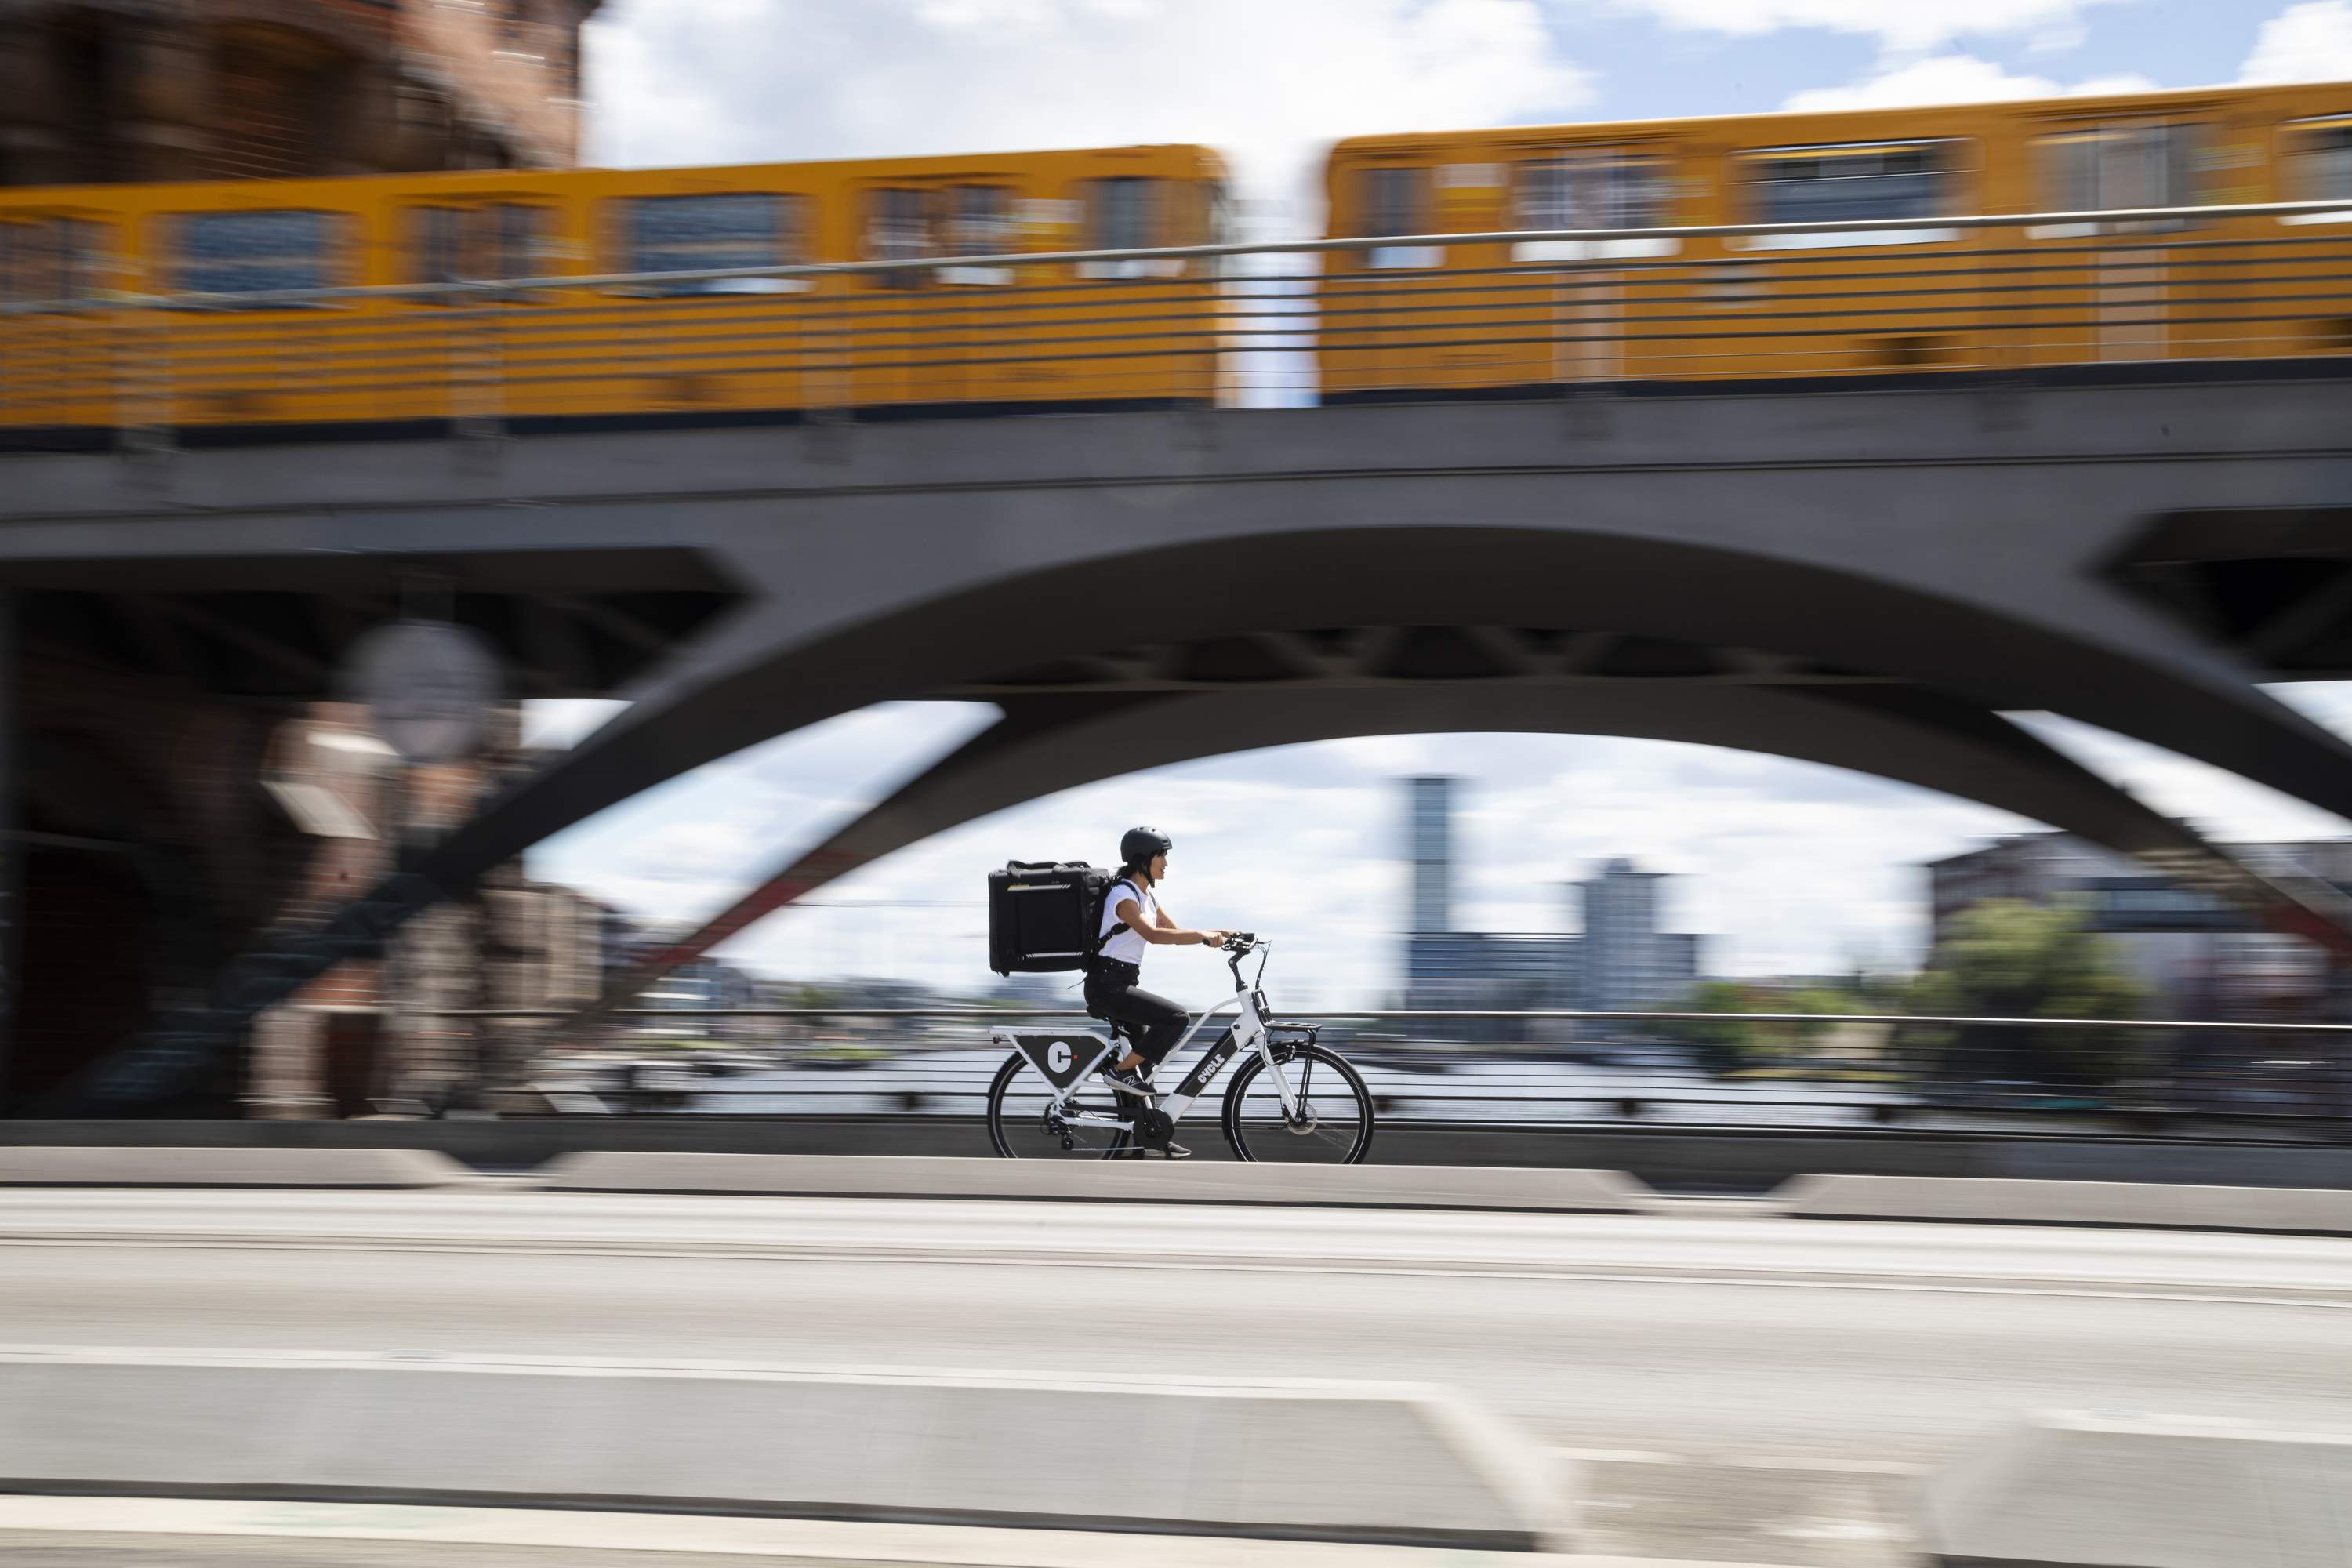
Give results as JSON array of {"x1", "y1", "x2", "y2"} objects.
[{"x1": 1088, "y1": 826, "x2": 1228, "y2": 1105}]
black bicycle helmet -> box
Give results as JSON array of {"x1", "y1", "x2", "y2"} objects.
[{"x1": 1120, "y1": 826, "x2": 1173, "y2": 869}]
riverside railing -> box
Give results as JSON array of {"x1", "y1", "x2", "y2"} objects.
[
  {"x1": 7, "y1": 198, "x2": 2352, "y2": 434},
  {"x1": 376, "y1": 1004, "x2": 2352, "y2": 1138}
]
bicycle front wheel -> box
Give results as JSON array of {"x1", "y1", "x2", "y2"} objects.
[
  {"x1": 1222, "y1": 1044, "x2": 1374, "y2": 1164},
  {"x1": 985, "y1": 1051, "x2": 1134, "y2": 1160}
]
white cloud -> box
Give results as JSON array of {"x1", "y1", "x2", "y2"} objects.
[
  {"x1": 2026, "y1": 19, "x2": 2089, "y2": 53},
  {"x1": 2240, "y1": 0, "x2": 2352, "y2": 82},
  {"x1": 1785, "y1": 1, "x2": 2352, "y2": 114},
  {"x1": 1783, "y1": 53, "x2": 2154, "y2": 112},
  {"x1": 1618, "y1": 0, "x2": 2129, "y2": 53},
  {"x1": 586, "y1": 0, "x2": 1588, "y2": 209}
]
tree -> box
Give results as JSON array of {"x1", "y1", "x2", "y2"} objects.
[
  {"x1": 1668, "y1": 979, "x2": 1755, "y2": 1073},
  {"x1": 1784, "y1": 988, "x2": 1855, "y2": 1047},
  {"x1": 1667, "y1": 981, "x2": 1873, "y2": 1074},
  {"x1": 1903, "y1": 899, "x2": 2148, "y2": 1092}
]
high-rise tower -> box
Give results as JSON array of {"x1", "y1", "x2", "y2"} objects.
[{"x1": 1407, "y1": 776, "x2": 1454, "y2": 934}]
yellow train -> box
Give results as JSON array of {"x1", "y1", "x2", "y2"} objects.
[
  {"x1": 0, "y1": 143, "x2": 1230, "y2": 436},
  {"x1": 2, "y1": 76, "x2": 2348, "y2": 439},
  {"x1": 1319, "y1": 80, "x2": 2352, "y2": 397}
]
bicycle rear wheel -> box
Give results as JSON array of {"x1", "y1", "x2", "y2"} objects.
[
  {"x1": 985, "y1": 1051, "x2": 1134, "y2": 1159},
  {"x1": 1221, "y1": 1044, "x2": 1374, "y2": 1163}
]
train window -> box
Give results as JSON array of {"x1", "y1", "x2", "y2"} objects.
[
  {"x1": 410, "y1": 204, "x2": 549, "y2": 301},
  {"x1": 1207, "y1": 180, "x2": 1237, "y2": 245},
  {"x1": 167, "y1": 209, "x2": 345, "y2": 302},
  {"x1": 2282, "y1": 115, "x2": 2352, "y2": 223},
  {"x1": 412, "y1": 205, "x2": 463, "y2": 288},
  {"x1": 1, "y1": 217, "x2": 102, "y2": 308},
  {"x1": 1361, "y1": 165, "x2": 1440, "y2": 270},
  {"x1": 866, "y1": 187, "x2": 931, "y2": 289},
  {"x1": 941, "y1": 185, "x2": 1016, "y2": 285},
  {"x1": 619, "y1": 192, "x2": 807, "y2": 296},
  {"x1": 1078, "y1": 176, "x2": 1178, "y2": 278},
  {"x1": 1203, "y1": 180, "x2": 1240, "y2": 278},
  {"x1": 1513, "y1": 154, "x2": 1676, "y2": 260},
  {"x1": 490, "y1": 203, "x2": 543, "y2": 282},
  {"x1": 1736, "y1": 140, "x2": 1959, "y2": 249},
  {"x1": 2033, "y1": 125, "x2": 2200, "y2": 235},
  {"x1": 1093, "y1": 176, "x2": 1157, "y2": 249},
  {"x1": 946, "y1": 185, "x2": 1014, "y2": 252}
]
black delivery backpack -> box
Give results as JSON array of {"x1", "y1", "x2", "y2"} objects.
[{"x1": 988, "y1": 861, "x2": 1116, "y2": 975}]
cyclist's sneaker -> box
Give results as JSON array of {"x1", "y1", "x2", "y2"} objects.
[
  {"x1": 1100, "y1": 1064, "x2": 1155, "y2": 1098},
  {"x1": 1160, "y1": 1141, "x2": 1192, "y2": 1160}
]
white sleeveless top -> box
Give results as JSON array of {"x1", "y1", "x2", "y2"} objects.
[{"x1": 1097, "y1": 878, "x2": 1157, "y2": 965}]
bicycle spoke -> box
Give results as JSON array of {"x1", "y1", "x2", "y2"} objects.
[
  {"x1": 1226, "y1": 1044, "x2": 1373, "y2": 1164},
  {"x1": 986, "y1": 1052, "x2": 1134, "y2": 1160}
]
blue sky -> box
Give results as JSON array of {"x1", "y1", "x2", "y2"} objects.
[
  {"x1": 583, "y1": 2, "x2": 2352, "y2": 209},
  {"x1": 537, "y1": 1, "x2": 2352, "y2": 1005}
]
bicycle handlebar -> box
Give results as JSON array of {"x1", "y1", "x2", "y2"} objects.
[{"x1": 1221, "y1": 932, "x2": 1258, "y2": 953}]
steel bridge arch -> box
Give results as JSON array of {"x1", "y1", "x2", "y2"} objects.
[
  {"x1": 38, "y1": 387, "x2": 2352, "y2": 1109},
  {"x1": 411, "y1": 518, "x2": 2352, "y2": 893}
]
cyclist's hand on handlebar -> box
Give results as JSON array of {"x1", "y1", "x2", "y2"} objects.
[
  {"x1": 1220, "y1": 931, "x2": 1258, "y2": 951},
  {"x1": 1197, "y1": 929, "x2": 1228, "y2": 946}
]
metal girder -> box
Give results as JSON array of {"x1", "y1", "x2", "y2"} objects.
[{"x1": 946, "y1": 627, "x2": 1905, "y2": 696}]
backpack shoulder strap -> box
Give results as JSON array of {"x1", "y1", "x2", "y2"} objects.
[{"x1": 1091, "y1": 879, "x2": 1141, "y2": 962}]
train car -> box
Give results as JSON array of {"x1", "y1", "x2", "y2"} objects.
[
  {"x1": 1316, "y1": 81, "x2": 2352, "y2": 400},
  {"x1": 0, "y1": 143, "x2": 1230, "y2": 441}
]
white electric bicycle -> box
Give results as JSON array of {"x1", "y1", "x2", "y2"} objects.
[{"x1": 984, "y1": 934, "x2": 1374, "y2": 1162}]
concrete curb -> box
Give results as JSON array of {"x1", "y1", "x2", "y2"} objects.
[
  {"x1": 1780, "y1": 1174, "x2": 2352, "y2": 1234},
  {"x1": 0, "y1": 1146, "x2": 473, "y2": 1189},
  {"x1": 535, "y1": 1152, "x2": 1653, "y2": 1212},
  {"x1": 10, "y1": 1120, "x2": 2352, "y2": 1196},
  {"x1": 1921, "y1": 1411, "x2": 2352, "y2": 1566},
  {"x1": 0, "y1": 1346, "x2": 1566, "y2": 1552},
  {"x1": 0, "y1": 1497, "x2": 1802, "y2": 1566}
]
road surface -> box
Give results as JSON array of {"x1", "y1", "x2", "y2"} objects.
[{"x1": 3, "y1": 1187, "x2": 2347, "y2": 1564}]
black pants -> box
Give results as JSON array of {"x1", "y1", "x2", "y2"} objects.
[{"x1": 1084, "y1": 960, "x2": 1189, "y2": 1068}]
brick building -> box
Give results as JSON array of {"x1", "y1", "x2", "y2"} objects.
[
  {"x1": 0, "y1": 2, "x2": 602, "y2": 1115},
  {"x1": 241, "y1": 700, "x2": 554, "y2": 1118},
  {"x1": 0, "y1": 0, "x2": 599, "y2": 187}
]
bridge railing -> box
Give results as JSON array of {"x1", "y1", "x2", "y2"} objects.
[
  {"x1": 6, "y1": 199, "x2": 2350, "y2": 433},
  {"x1": 361, "y1": 1004, "x2": 2352, "y2": 1138}
]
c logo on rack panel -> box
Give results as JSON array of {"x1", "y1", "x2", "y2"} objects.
[{"x1": 1013, "y1": 1032, "x2": 1108, "y2": 1091}]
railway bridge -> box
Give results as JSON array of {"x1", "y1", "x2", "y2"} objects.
[{"x1": 5, "y1": 358, "x2": 2352, "y2": 1110}]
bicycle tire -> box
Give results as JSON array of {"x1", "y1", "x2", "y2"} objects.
[
  {"x1": 985, "y1": 1050, "x2": 1135, "y2": 1160},
  {"x1": 1221, "y1": 1043, "x2": 1375, "y2": 1164}
]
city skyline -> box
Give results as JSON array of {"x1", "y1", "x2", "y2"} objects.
[
  {"x1": 521, "y1": 691, "x2": 2352, "y2": 1007},
  {"x1": 1404, "y1": 775, "x2": 1706, "y2": 1015}
]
